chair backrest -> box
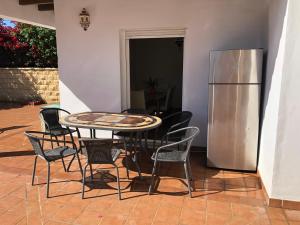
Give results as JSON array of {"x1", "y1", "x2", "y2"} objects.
[
  {"x1": 80, "y1": 139, "x2": 114, "y2": 164},
  {"x1": 157, "y1": 111, "x2": 192, "y2": 141},
  {"x1": 162, "y1": 88, "x2": 173, "y2": 111},
  {"x1": 122, "y1": 108, "x2": 148, "y2": 114},
  {"x1": 162, "y1": 127, "x2": 199, "y2": 160},
  {"x1": 130, "y1": 90, "x2": 146, "y2": 110},
  {"x1": 40, "y1": 108, "x2": 70, "y2": 131},
  {"x1": 180, "y1": 127, "x2": 199, "y2": 156},
  {"x1": 24, "y1": 131, "x2": 47, "y2": 159},
  {"x1": 164, "y1": 110, "x2": 192, "y2": 130}
]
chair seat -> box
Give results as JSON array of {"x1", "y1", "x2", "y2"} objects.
[
  {"x1": 111, "y1": 147, "x2": 122, "y2": 162},
  {"x1": 47, "y1": 128, "x2": 76, "y2": 136},
  {"x1": 45, "y1": 146, "x2": 77, "y2": 161},
  {"x1": 85, "y1": 146, "x2": 122, "y2": 164},
  {"x1": 151, "y1": 150, "x2": 187, "y2": 162}
]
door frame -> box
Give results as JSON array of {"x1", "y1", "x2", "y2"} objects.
[{"x1": 119, "y1": 27, "x2": 186, "y2": 110}]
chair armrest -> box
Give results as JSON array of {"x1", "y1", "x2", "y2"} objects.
[
  {"x1": 162, "y1": 111, "x2": 181, "y2": 120},
  {"x1": 24, "y1": 131, "x2": 76, "y2": 145},
  {"x1": 166, "y1": 126, "x2": 191, "y2": 136},
  {"x1": 41, "y1": 137, "x2": 74, "y2": 145},
  {"x1": 160, "y1": 126, "x2": 186, "y2": 143},
  {"x1": 153, "y1": 141, "x2": 183, "y2": 161},
  {"x1": 79, "y1": 138, "x2": 124, "y2": 149},
  {"x1": 79, "y1": 137, "x2": 124, "y2": 142},
  {"x1": 153, "y1": 127, "x2": 199, "y2": 160},
  {"x1": 57, "y1": 108, "x2": 71, "y2": 115},
  {"x1": 167, "y1": 118, "x2": 190, "y2": 133}
]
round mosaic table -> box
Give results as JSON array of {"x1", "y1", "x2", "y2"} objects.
[
  {"x1": 60, "y1": 112, "x2": 161, "y2": 179},
  {"x1": 60, "y1": 112, "x2": 162, "y2": 132}
]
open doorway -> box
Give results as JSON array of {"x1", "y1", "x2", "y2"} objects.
[{"x1": 129, "y1": 37, "x2": 184, "y2": 115}]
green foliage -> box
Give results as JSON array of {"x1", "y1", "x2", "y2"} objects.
[
  {"x1": 17, "y1": 23, "x2": 57, "y2": 67},
  {"x1": 0, "y1": 20, "x2": 57, "y2": 68}
]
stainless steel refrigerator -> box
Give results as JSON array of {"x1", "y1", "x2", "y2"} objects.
[{"x1": 207, "y1": 49, "x2": 263, "y2": 171}]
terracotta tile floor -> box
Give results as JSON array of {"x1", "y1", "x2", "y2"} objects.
[{"x1": 0, "y1": 104, "x2": 300, "y2": 225}]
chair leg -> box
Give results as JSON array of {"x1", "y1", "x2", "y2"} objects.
[
  {"x1": 184, "y1": 162, "x2": 192, "y2": 198},
  {"x1": 138, "y1": 132, "x2": 150, "y2": 157},
  {"x1": 123, "y1": 137, "x2": 130, "y2": 179},
  {"x1": 63, "y1": 135, "x2": 66, "y2": 146},
  {"x1": 54, "y1": 135, "x2": 60, "y2": 147},
  {"x1": 76, "y1": 152, "x2": 83, "y2": 175},
  {"x1": 66, "y1": 154, "x2": 76, "y2": 172},
  {"x1": 89, "y1": 164, "x2": 94, "y2": 180},
  {"x1": 187, "y1": 158, "x2": 193, "y2": 180},
  {"x1": 41, "y1": 134, "x2": 45, "y2": 148},
  {"x1": 133, "y1": 152, "x2": 142, "y2": 178},
  {"x1": 113, "y1": 164, "x2": 121, "y2": 200},
  {"x1": 133, "y1": 135, "x2": 142, "y2": 178},
  {"x1": 82, "y1": 164, "x2": 88, "y2": 199},
  {"x1": 156, "y1": 162, "x2": 161, "y2": 175},
  {"x1": 50, "y1": 135, "x2": 54, "y2": 149},
  {"x1": 47, "y1": 162, "x2": 51, "y2": 198},
  {"x1": 61, "y1": 158, "x2": 67, "y2": 172},
  {"x1": 148, "y1": 161, "x2": 158, "y2": 195},
  {"x1": 144, "y1": 131, "x2": 149, "y2": 153},
  {"x1": 32, "y1": 156, "x2": 38, "y2": 185},
  {"x1": 187, "y1": 158, "x2": 195, "y2": 191}
]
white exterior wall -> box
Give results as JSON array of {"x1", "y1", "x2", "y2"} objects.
[
  {"x1": 271, "y1": 0, "x2": 300, "y2": 201},
  {"x1": 259, "y1": 0, "x2": 300, "y2": 201},
  {"x1": 0, "y1": 0, "x2": 55, "y2": 29},
  {"x1": 258, "y1": 0, "x2": 288, "y2": 198},
  {"x1": 55, "y1": 0, "x2": 269, "y2": 146}
]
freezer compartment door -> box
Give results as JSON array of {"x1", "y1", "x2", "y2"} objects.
[
  {"x1": 207, "y1": 84, "x2": 260, "y2": 171},
  {"x1": 209, "y1": 49, "x2": 263, "y2": 84}
]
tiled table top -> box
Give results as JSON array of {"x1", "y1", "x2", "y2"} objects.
[{"x1": 60, "y1": 112, "x2": 161, "y2": 131}]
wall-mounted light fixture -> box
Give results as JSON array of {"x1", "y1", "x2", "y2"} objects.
[{"x1": 79, "y1": 8, "x2": 90, "y2": 31}]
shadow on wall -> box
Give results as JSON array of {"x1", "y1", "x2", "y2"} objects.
[
  {"x1": 258, "y1": 0, "x2": 288, "y2": 162},
  {"x1": 0, "y1": 68, "x2": 59, "y2": 106},
  {"x1": 0, "y1": 69, "x2": 41, "y2": 103}
]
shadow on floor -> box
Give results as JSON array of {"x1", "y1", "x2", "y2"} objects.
[
  {"x1": 0, "y1": 125, "x2": 29, "y2": 134},
  {"x1": 0, "y1": 150, "x2": 34, "y2": 158},
  {"x1": 0, "y1": 102, "x2": 25, "y2": 110}
]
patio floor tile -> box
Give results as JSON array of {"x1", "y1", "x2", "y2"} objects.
[
  {"x1": 285, "y1": 209, "x2": 300, "y2": 221},
  {"x1": 0, "y1": 105, "x2": 299, "y2": 225}
]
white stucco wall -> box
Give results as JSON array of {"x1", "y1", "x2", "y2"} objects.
[
  {"x1": 258, "y1": 0, "x2": 288, "y2": 198},
  {"x1": 55, "y1": 0, "x2": 269, "y2": 146},
  {"x1": 259, "y1": 0, "x2": 300, "y2": 202},
  {"x1": 271, "y1": 0, "x2": 300, "y2": 201},
  {"x1": 0, "y1": 0, "x2": 55, "y2": 29}
]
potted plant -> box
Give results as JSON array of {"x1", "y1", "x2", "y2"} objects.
[{"x1": 146, "y1": 77, "x2": 158, "y2": 96}]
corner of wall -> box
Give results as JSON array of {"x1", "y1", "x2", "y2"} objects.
[{"x1": 258, "y1": 0, "x2": 288, "y2": 199}]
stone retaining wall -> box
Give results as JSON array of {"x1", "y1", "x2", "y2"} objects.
[{"x1": 0, "y1": 68, "x2": 59, "y2": 103}]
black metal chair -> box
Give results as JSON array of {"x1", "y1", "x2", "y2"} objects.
[
  {"x1": 112, "y1": 108, "x2": 148, "y2": 178},
  {"x1": 25, "y1": 130, "x2": 83, "y2": 198},
  {"x1": 79, "y1": 138, "x2": 124, "y2": 200},
  {"x1": 147, "y1": 111, "x2": 193, "y2": 150},
  {"x1": 148, "y1": 126, "x2": 199, "y2": 197},
  {"x1": 40, "y1": 108, "x2": 76, "y2": 149}
]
